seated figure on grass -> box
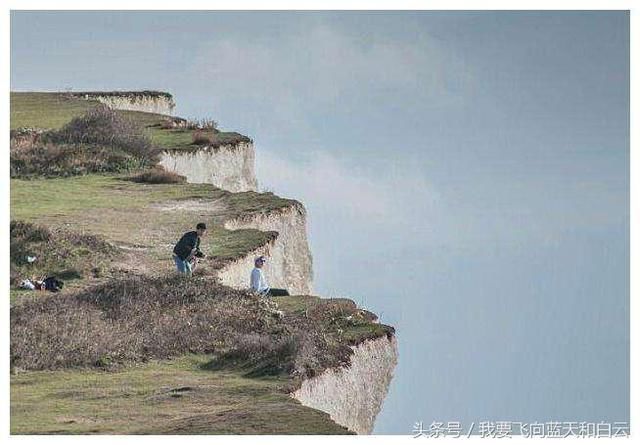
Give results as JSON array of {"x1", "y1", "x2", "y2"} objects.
[
  {"x1": 173, "y1": 222, "x2": 207, "y2": 276},
  {"x1": 250, "y1": 256, "x2": 289, "y2": 297}
]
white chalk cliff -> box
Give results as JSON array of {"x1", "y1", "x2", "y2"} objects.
[
  {"x1": 220, "y1": 203, "x2": 313, "y2": 295},
  {"x1": 159, "y1": 142, "x2": 258, "y2": 193},
  {"x1": 170, "y1": 109, "x2": 396, "y2": 434},
  {"x1": 80, "y1": 91, "x2": 256, "y2": 193},
  {"x1": 292, "y1": 335, "x2": 398, "y2": 434},
  {"x1": 99, "y1": 91, "x2": 397, "y2": 433},
  {"x1": 79, "y1": 91, "x2": 175, "y2": 115}
]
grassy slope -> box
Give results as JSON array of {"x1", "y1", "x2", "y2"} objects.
[
  {"x1": 275, "y1": 296, "x2": 393, "y2": 345},
  {"x1": 9, "y1": 91, "x2": 293, "y2": 300},
  {"x1": 11, "y1": 292, "x2": 389, "y2": 434},
  {"x1": 10, "y1": 91, "x2": 388, "y2": 435},
  {"x1": 11, "y1": 355, "x2": 350, "y2": 435},
  {"x1": 10, "y1": 92, "x2": 98, "y2": 130},
  {"x1": 10, "y1": 174, "x2": 296, "y2": 299},
  {"x1": 8, "y1": 188, "x2": 348, "y2": 434},
  {"x1": 10, "y1": 221, "x2": 118, "y2": 304},
  {"x1": 11, "y1": 289, "x2": 388, "y2": 434},
  {"x1": 10, "y1": 92, "x2": 249, "y2": 150}
]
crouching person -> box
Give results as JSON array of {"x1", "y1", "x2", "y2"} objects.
[
  {"x1": 250, "y1": 256, "x2": 289, "y2": 296},
  {"x1": 173, "y1": 223, "x2": 207, "y2": 276}
]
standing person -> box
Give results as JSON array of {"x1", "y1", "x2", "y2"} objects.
[
  {"x1": 173, "y1": 223, "x2": 207, "y2": 276},
  {"x1": 250, "y1": 256, "x2": 290, "y2": 296}
]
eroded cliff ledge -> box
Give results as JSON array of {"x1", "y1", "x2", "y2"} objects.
[
  {"x1": 75, "y1": 91, "x2": 175, "y2": 115},
  {"x1": 92, "y1": 90, "x2": 393, "y2": 433},
  {"x1": 9, "y1": 90, "x2": 397, "y2": 435},
  {"x1": 292, "y1": 335, "x2": 398, "y2": 434},
  {"x1": 219, "y1": 202, "x2": 313, "y2": 295},
  {"x1": 159, "y1": 142, "x2": 258, "y2": 193}
]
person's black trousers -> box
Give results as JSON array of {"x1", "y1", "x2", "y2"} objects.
[{"x1": 267, "y1": 288, "x2": 290, "y2": 297}]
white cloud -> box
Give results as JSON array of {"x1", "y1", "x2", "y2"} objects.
[
  {"x1": 256, "y1": 149, "x2": 440, "y2": 247},
  {"x1": 186, "y1": 23, "x2": 472, "y2": 120},
  {"x1": 256, "y1": 148, "x2": 627, "y2": 255}
]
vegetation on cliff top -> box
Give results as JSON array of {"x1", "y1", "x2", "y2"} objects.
[
  {"x1": 9, "y1": 90, "x2": 393, "y2": 435},
  {"x1": 10, "y1": 173, "x2": 296, "y2": 301},
  {"x1": 11, "y1": 106, "x2": 156, "y2": 178},
  {"x1": 10, "y1": 92, "x2": 250, "y2": 153},
  {"x1": 10, "y1": 221, "x2": 119, "y2": 303},
  {"x1": 11, "y1": 275, "x2": 392, "y2": 374},
  {"x1": 11, "y1": 354, "x2": 352, "y2": 435},
  {"x1": 71, "y1": 90, "x2": 174, "y2": 99},
  {"x1": 10, "y1": 275, "x2": 390, "y2": 434},
  {"x1": 128, "y1": 165, "x2": 187, "y2": 184}
]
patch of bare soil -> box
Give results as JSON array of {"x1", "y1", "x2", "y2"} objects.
[{"x1": 150, "y1": 199, "x2": 226, "y2": 213}]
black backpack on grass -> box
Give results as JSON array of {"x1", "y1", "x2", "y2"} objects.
[{"x1": 43, "y1": 276, "x2": 64, "y2": 293}]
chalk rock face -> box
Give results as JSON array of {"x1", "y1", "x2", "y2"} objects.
[
  {"x1": 159, "y1": 142, "x2": 258, "y2": 193},
  {"x1": 219, "y1": 203, "x2": 313, "y2": 295},
  {"x1": 82, "y1": 92, "x2": 175, "y2": 115},
  {"x1": 292, "y1": 335, "x2": 399, "y2": 434}
]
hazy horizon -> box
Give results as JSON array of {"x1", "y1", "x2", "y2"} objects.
[{"x1": 11, "y1": 10, "x2": 629, "y2": 434}]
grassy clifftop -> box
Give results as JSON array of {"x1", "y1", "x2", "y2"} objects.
[
  {"x1": 9, "y1": 91, "x2": 393, "y2": 435},
  {"x1": 10, "y1": 92, "x2": 250, "y2": 150},
  {"x1": 11, "y1": 92, "x2": 98, "y2": 130},
  {"x1": 12, "y1": 355, "x2": 349, "y2": 434},
  {"x1": 11, "y1": 275, "x2": 391, "y2": 434}
]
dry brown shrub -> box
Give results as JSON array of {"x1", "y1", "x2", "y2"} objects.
[
  {"x1": 128, "y1": 166, "x2": 186, "y2": 184},
  {"x1": 191, "y1": 129, "x2": 212, "y2": 145},
  {"x1": 11, "y1": 275, "x2": 354, "y2": 378},
  {"x1": 45, "y1": 105, "x2": 155, "y2": 162}
]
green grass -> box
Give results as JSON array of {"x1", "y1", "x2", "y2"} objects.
[
  {"x1": 10, "y1": 221, "x2": 118, "y2": 305},
  {"x1": 121, "y1": 110, "x2": 251, "y2": 150},
  {"x1": 11, "y1": 175, "x2": 214, "y2": 220},
  {"x1": 9, "y1": 91, "x2": 392, "y2": 435},
  {"x1": 10, "y1": 289, "x2": 35, "y2": 306},
  {"x1": 10, "y1": 174, "x2": 297, "y2": 287},
  {"x1": 273, "y1": 295, "x2": 394, "y2": 346},
  {"x1": 11, "y1": 354, "x2": 351, "y2": 435},
  {"x1": 152, "y1": 130, "x2": 251, "y2": 151},
  {"x1": 11, "y1": 294, "x2": 388, "y2": 434},
  {"x1": 11, "y1": 92, "x2": 250, "y2": 150},
  {"x1": 11, "y1": 174, "x2": 297, "y2": 225},
  {"x1": 11, "y1": 93, "x2": 100, "y2": 130}
]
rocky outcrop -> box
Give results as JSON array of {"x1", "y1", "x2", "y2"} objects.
[
  {"x1": 159, "y1": 142, "x2": 258, "y2": 193},
  {"x1": 292, "y1": 335, "x2": 398, "y2": 434},
  {"x1": 218, "y1": 203, "x2": 313, "y2": 295},
  {"x1": 77, "y1": 91, "x2": 175, "y2": 115}
]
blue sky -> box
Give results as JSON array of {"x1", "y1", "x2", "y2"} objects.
[{"x1": 11, "y1": 11, "x2": 629, "y2": 434}]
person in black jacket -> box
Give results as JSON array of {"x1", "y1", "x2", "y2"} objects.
[{"x1": 173, "y1": 223, "x2": 207, "y2": 276}]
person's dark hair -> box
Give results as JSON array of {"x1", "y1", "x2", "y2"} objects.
[{"x1": 196, "y1": 223, "x2": 207, "y2": 231}]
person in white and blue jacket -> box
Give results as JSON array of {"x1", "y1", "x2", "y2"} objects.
[{"x1": 250, "y1": 256, "x2": 289, "y2": 296}]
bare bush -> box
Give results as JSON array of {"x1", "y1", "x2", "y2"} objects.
[
  {"x1": 44, "y1": 105, "x2": 156, "y2": 162},
  {"x1": 11, "y1": 275, "x2": 356, "y2": 378},
  {"x1": 10, "y1": 106, "x2": 158, "y2": 178},
  {"x1": 10, "y1": 220, "x2": 51, "y2": 244},
  {"x1": 10, "y1": 127, "x2": 46, "y2": 149},
  {"x1": 11, "y1": 276, "x2": 273, "y2": 370},
  {"x1": 10, "y1": 141, "x2": 143, "y2": 178},
  {"x1": 185, "y1": 118, "x2": 218, "y2": 131},
  {"x1": 159, "y1": 117, "x2": 188, "y2": 129},
  {"x1": 191, "y1": 129, "x2": 213, "y2": 145},
  {"x1": 128, "y1": 166, "x2": 186, "y2": 184},
  {"x1": 10, "y1": 220, "x2": 117, "y2": 286}
]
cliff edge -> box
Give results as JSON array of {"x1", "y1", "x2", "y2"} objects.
[
  {"x1": 293, "y1": 335, "x2": 398, "y2": 434},
  {"x1": 9, "y1": 90, "x2": 397, "y2": 435}
]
